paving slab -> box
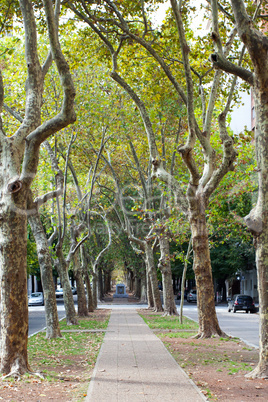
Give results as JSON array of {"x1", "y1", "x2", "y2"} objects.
[{"x1": 86, "y1": 309, "x2": 206, "y2": 402}]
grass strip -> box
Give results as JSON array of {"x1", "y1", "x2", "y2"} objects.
[
  {"x1": 138, "y1": 309, "x2": 257, "y2": 401},
  {"x1": 139, "y1": 310, "x2": 199, "y2": 331},
  {"x1": 0, "y1": 309, "x2": 111, "y2": 402}
]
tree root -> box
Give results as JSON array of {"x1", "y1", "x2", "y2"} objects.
[
  {"x1": 2, "y1": 358, "x2": 45, "y2": 382},
  {"x1": 152, "y1": 307, "x2": 164, "y2": 313},
  {"x1": 162, "y1": 310, "x2": 178, "y2": 317},
  {"x1": 2, "y1": 369, "x2": 44, "y2": 381},
  {"x1": 192, "y1": 330, "x2": 229, "y2": 339},
  {"x1": 245, "y1": 365, "x2": 268, "y2": 379}
]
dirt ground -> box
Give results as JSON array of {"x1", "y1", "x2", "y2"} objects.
[
  {"x1": 161, "y1": 333, "x2": 268, "y2": 401},
  {"x1": 0, "y1": 304, "x2": 267, "y2": 401},
  {"x1": 138, "y1": 309, "x2": 268, "y2": 401},
  {"x1": 0, "y1": 309, "x2": 110, "y2": 402}
]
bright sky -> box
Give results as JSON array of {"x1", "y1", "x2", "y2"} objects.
[
  {"x1": 153, "y1": 1, "x2": 209, "y2": 35},
  {"x1": 152, "y1": 1, "x2": 251, "y2": 133}
]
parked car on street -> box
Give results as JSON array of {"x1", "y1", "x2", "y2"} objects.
[
  {"x1": 28, "y1": 292, "x2": 44, "y2": 306},
  {"x1": 177, "y1": 290, "x2": 188, "y2": 300},
  {"x1": 228, "y1": 294, "x2": 256, "y2": 313},
  {"x1": 55, "y1": 288, "x2": 64, "y2": 298},
  {"x1": 71, "y1": 286, "x2": 77, "y2": 295},
  {"x1": 187, "y1": 289, "x2": 197, "y2": 303}
]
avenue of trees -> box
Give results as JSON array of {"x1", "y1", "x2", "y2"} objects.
[{"x1": 0, "y1": 0, "x2": 267, "y2": 379}]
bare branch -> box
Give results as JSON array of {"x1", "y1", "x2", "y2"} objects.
[
  {"x1": 67, "y1": 233, "x2": 89, "y2": 264},
  {"x1": 3, "y1": 103, "x2": 23, "y2": 123},
  {"x1": 230, "y1": 0, "x2": 268, "y2": 68},
  {"x1": 210, "y1": 52, "x2": 253, "y2": 85},
  {"x1": 62, "y1": 134, "x2": 76, "y2": 240},
  {"x1": 15, "y1": 0, "x2": 43, "y2": 140},
  {"x1": 128, "y1": 139, "x2": 148, "y2": 200},
  {"x1": 42, "y1": 0, "x2": 62, "y2": 76},
  {"x1": 170, "y1": 0, "x2": 196, "y2": 141},
  {"x1": 0, "y1": 71, "x2": 4, "y2": 135},
  {"x1": 33, "y1": 140, "x2": 64, "y2": 209},
  {"x1": 211, "y1": 0, "x2": 223, "y2": 54},
  {"x1": 91, "y1": 212, "x2": 112, "y2": 269},
  {"x1": 25, "y1": 0, "x2": 76, "y2": 145},
  {"x1": 0, "y1": 70, "x2": 3, "y2": 113},
  {"x1": 170, "y1": 120, "x2": 181, "y2": 176}
]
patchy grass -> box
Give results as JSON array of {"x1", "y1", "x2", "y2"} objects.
[
  {"x1": 0, "y1": 309, "x2": 111, "y2": 402},
  {"x1": 138, "y1": 309, "x2": 267, "y2": 401},
  {"x1": 59, "y1": 316, "x2": 109, "y2": 331},
  {"x1": 139, "y1": 309, "x2": 199, "y2": 331}
]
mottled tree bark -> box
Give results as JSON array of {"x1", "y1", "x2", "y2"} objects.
[
  {"x1": 146, "y1": 269, "x2": 154, "y2": 309},
  {"x1": 28, "y1": 210, "x2": 61, "y2": 338},
  {"x1": 189, "y1": 198, "x2": 225, "y2": 338},
  {"x1": 0, "y1": 187, "x2": 29, "y2": 375},
  {"x1": 85, "y1": 271, "x2": 94, "y2": 312},
  {"x1": 134, "y1": 274, "x2": 141, "y2": 299},
  {"x1": 92, "y1": 269, "x2": 98, "y2": 309},
  {"x1": 158, "y1": 234, "x2": 177, "y2": 316},
  {"x1": 56, "y1": 247, "x2": 78, "y2": 325},
  {"x1": 98, "y1": 266, "x2": 104, "y2": 300},
  {"x1": 73, "y1": 250, "x2": 88, "y2": 317},
  {"x1": 144, "y1": 242, "x2": 163, "y2": 312},
  {"x1": 208, "y1": 0, "x2": 268, "y2": 377},
  {"x1": 0, "y1": 0, "x2": 75, "y2": 376},
  {"x1": 140, "y1": 268, "x2": 147, "y2": 303},
  {"x1": 244, "y1": 84, "x2": 268, "y2": 378},
  {"x1": 104, "y1": 269, "x2": 111, "y2": 294},
  {"x1": 80, "y1": 245, "x2": 94, "y2": 312}
]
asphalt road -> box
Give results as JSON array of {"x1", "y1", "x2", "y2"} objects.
[
  {"x1": 28, "y1": 299, "x2": 259, "y2": 349},
  {"x1": 180, "y1": 303, "x2": 259, "y2": 348},
  {"x1": 28, "y1": 298, "x2": 72, "y2": 336}
]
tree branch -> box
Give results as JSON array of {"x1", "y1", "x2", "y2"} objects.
[
  {"x1": 210, "y1": 52, "x2": 253, "y2": 85},
  {"x1": 15, "y1": 0, "x2": 43, "y2": 141},
  {"x1": 24, "y1": 0, "x2": 76, "y2": 146}
]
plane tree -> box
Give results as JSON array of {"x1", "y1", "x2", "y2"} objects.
[
  {"x1": 0, "y1": 0, "x2": 75, "y2": 376},
  {"x1": 209, "y1": 0, "x2": 268, "y2": 379},
  {"x1": 2, "y1": 101, "x2": 63, "y2": 337},
  {"x1": 65, "y1": 0, "x2": 242, "y2": 337}
]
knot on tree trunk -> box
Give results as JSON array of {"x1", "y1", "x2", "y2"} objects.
[
  {"x1": 209, "y1": 53, "x2": 219, "y2": 64},
  {"x1": 7, "y1": 179, "x2": 22, "y2": 194},
  {"x1": 244, "y1": 209, "x2": 262, "y2": 236}
]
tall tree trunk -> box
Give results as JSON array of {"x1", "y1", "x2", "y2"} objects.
[
  {"x1": 98, "y1": 266, "x2": 104, "y2": 300},
  {"x1": 85, "y1": 271, "x2": 94, "y2": 312},
  {"x1": 92, "y1": 267, "x2": 98, "y2": 309},
  {"x1": 245, "y1": 85, "x2": 268, "y2": 378},
  {"x1": 80, "y1": 245, "x2": 94, "y2": 312},
  {"x1": 144, "y1": 243, "x2": 163, "y2": 312},
  {"x1": 158, "y1": 234, "x2": 177, "y2": 316},
  {"x1": 104, "y1": 269, "x2": 110, "y2": 294},
  {"x1": 249, "y1": 233, "x2": 268, "y2": 378},
  {"x1": 73, "y1": 250, "x2": 88, "y2": 317},
  {"x1": 146, "y1": 269, "x2": 154, "y2": 309},
  {"x1": 135, "y1": 275, "x2": 141, "y2": 299},
  {"x1": 179, "y1": 237, "x2": 191, "y2": 324},
  {"x1": 0, "y1": 196, "x2": 29, "y2": 375},
  {"x1": 140, "y1": 269, "x2": 147, "y2": 303},
  {"x1": 190, "y1": 210, "x2": 225, "y2": 338},
  {"x1": 28, "y1": 212, "x2": 61, "y2": 338},
  {"x1": 56, "y1": 247, "x2": 78, "y2": 325}
]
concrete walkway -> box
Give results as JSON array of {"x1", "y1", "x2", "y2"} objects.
[{"x1": 86, "y1": 309, "x2": 206, "y2": 402}]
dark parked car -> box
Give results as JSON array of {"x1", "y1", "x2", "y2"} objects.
[
  {"x1": 177, "y1": 290, "x2": 188, "y2": 300},
  {"x1": 228, "y1": 294, "x2": 256, "y2": 313},
  {"x1": 187, "y1": 289, "x2": 197, "y2": 303}
]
